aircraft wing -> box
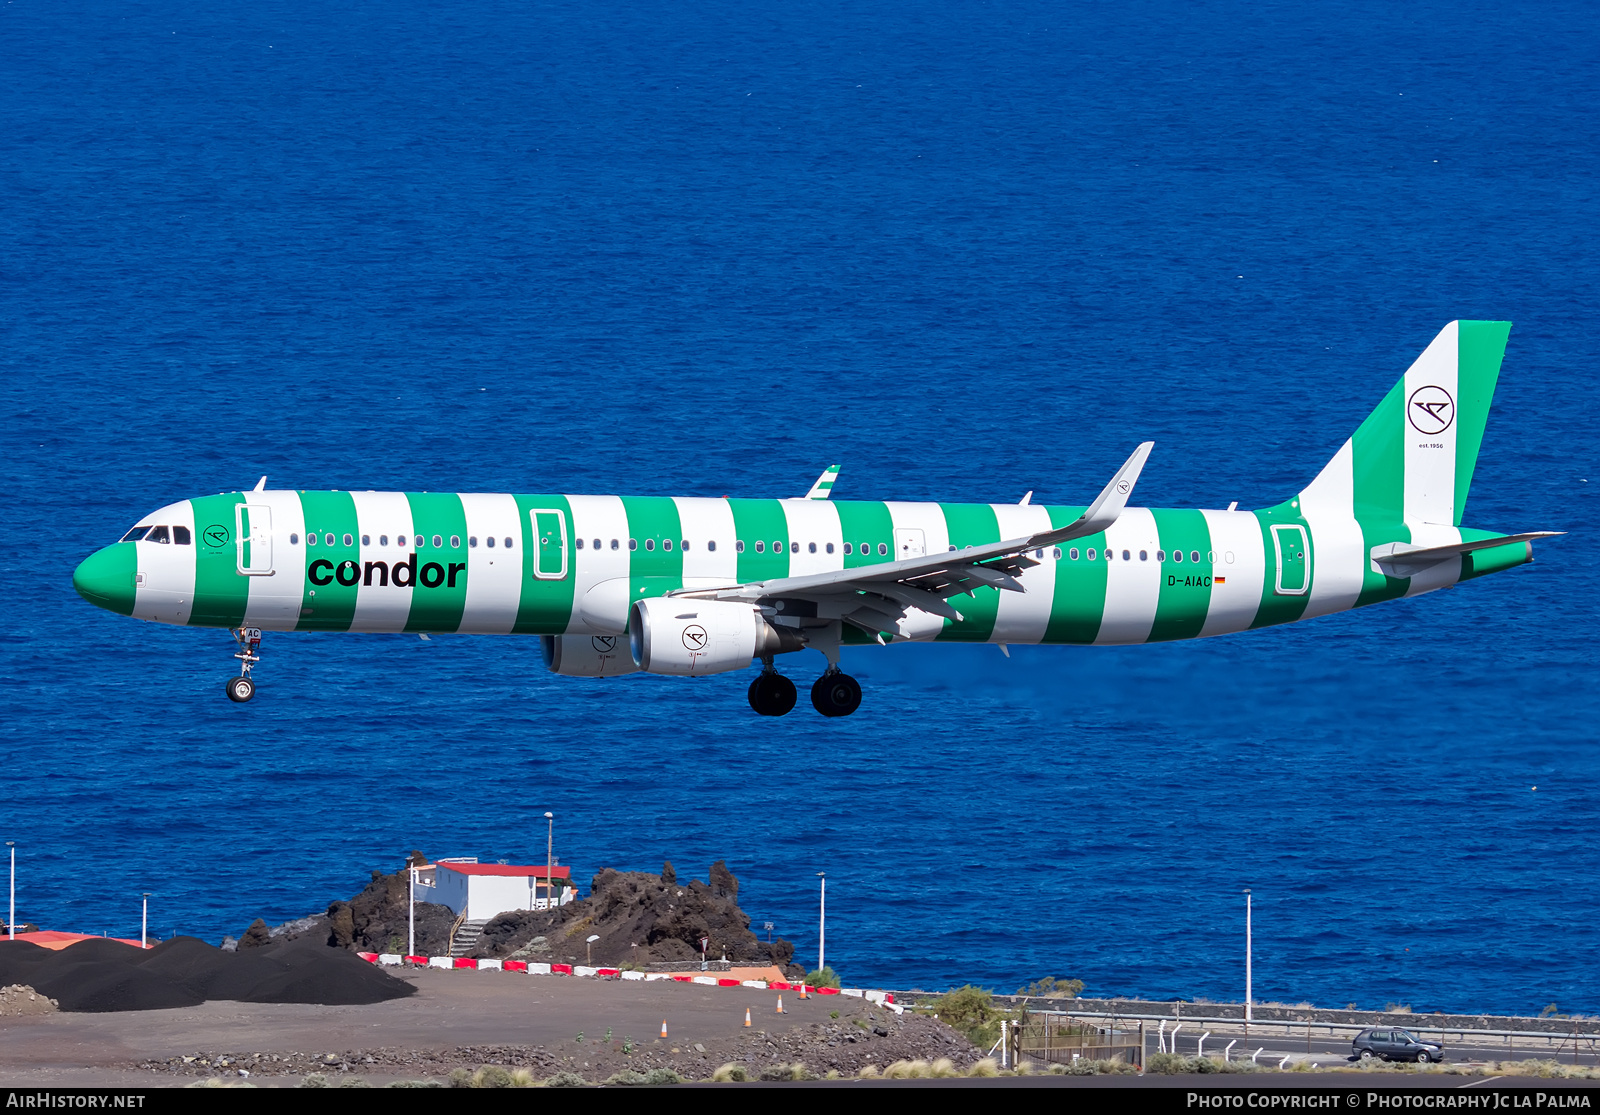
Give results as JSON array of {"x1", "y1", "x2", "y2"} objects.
[{"x1": 674, "y1": 442, "x2": 1153, "y2": 639}]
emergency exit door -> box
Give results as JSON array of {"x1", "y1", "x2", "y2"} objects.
[{"x1": 1272, "y1": 524, "x2": 1310, "y2": 595}]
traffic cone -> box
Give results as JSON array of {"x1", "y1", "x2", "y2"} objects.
[
  {"x1": 799, "y1": 983, "x2": 809, "y2": 1000},
  {"x1": 660, "y1": 1019, "x2": 668, "y2": 1038},
  {"x1": 744, "y1": 1008, "x2": 752, "y2": 1027},
  {"x1": 776, "y1": 995, "x2": 785, "y2": 1014}
]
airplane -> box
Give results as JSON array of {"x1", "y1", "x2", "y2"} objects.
[{"x1": 71, "y1": 321, "x2": 1560, "y2": 717}]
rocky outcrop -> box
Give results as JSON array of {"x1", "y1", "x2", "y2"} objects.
[{"x1": 471, "y1": 863, "x2": 797, "y2": 972}]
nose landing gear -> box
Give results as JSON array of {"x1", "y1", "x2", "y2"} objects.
[
  {"x1": 747, "y1": 660, "x2": 798, "y2": 716},
  {"x1": 810, "y1": 670, "x2": 862, "y2": 717},
  {"x1": 227, "y1": 628, "x2": 261, "y2": 702}
]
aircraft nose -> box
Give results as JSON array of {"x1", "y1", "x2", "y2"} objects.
[{"x1": 73, "y1": 545, "x2": 137, "y2": 616}]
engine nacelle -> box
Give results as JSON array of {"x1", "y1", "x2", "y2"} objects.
[
  {"x1": 628, "y1": 598, "x2": 801, "y2": 675},
  {"x1": 540, "y1": 634, "x2": 641, "y2": 678}
]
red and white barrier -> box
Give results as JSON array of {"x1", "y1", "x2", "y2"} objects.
[{"x1": 365, "y1": 952, "x2": 898, "y2": 1011}]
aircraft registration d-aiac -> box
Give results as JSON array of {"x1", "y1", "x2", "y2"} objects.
[{"x1": 74, "y1": 322, "x2": 1559, "y2": 717}]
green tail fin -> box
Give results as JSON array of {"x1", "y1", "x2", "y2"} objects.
[{"x1": 1304, "y1": 321, "x2": 1510, "y2": 527}]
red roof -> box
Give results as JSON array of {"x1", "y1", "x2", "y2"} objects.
[{"x1": 435, "y1": 862, "x2": 571, "y2": 879}]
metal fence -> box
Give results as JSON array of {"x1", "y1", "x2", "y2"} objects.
[{"x1": 1017, "y1": 1013, "x2": 1144, "y2": 1068}]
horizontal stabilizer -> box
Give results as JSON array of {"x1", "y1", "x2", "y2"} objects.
[{"x1": 1371, "y1": 531, "x2": 1563, "y2": 578}]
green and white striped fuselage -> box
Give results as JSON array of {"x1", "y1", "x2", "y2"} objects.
[
  {"x1": 106, "y1": 489, "x2": 1531, "y2": 644},
  {"x1": 72, "y1": 321, "x2": 1555, "y2": 710}
]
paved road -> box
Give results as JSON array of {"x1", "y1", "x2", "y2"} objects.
[{"x1": 1151, "y1": 1023, "x2": 1600, "y2": 1069}]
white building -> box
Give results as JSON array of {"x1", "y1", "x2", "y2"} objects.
[{"x1": 412, "y1": 858, "x2": 574, "y2": 922}]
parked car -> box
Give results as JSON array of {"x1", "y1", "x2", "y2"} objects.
[{"x1": 1352, "y1": 1028, "x2": 1444, "y2": 1063}]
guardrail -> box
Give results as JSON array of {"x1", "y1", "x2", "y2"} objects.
[{"x1": 1041, "y1": 1009, "x2": 1600, "y2": 1061}]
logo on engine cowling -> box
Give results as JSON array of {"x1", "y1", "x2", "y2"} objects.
[
  {"x1": 592, "y1": 635, "x2": 618, "y2": 653},
  {"x1": 681, "y1": 625, "x2": 708, "y2": 651}
]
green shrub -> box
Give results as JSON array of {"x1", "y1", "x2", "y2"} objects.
[
  {"x1": 445, "y1": 1068, "x2": 472, "y2": 1088},
  {"x1": 803, "y1": 967, "x2": 841, "y2": 989},
  {"x1": 711, "y1": 1063, "x2": 749, "y2": 1082},
  {"x1": 385, "y1": 1080, "x2": 444, "y2": 1088},
  {"x1": 472, "y1": 1066, "x2": 514, "y2": 1088},
  {"x1": 925, "y1": 985, "x2": 1010, "y2": 1048},
  {"x1": 644, "y1": 1068, "x2": 681, "y2": 1085},
  {"x1": 546, "y1": 1071, "x2": 588, "y2": 1088},
  {"x1": 1016, "y1": 977, "x2": 1084, "y2": 999},
  {"x1": 758, "y1": 1064, "x2": 792, "y2": 1081},
  {"x1": 603, "y1": 1070, "x2": 649, "y2": 1086},
  {"x1": 301, "y1": 1074, "x2": 330, "y2": 1088}
]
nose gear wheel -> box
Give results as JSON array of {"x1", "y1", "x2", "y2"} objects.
[{"x1": 226, "y1": 628, "x2": 261, "y2": 702}]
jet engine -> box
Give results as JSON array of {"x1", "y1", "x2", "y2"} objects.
[
  {"x1": 540, "y1": 634, "x2": 641, "y2": 678},
  {"x1": 628, "y1": 598, "x2": 802, "y2": 676}
]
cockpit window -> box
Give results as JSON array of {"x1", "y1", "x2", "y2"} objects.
[
  {"x1": 174, "y1": 526, "x2": 192, "y2": 545},
  {"x1": 148, "y1": 525, "x2": 171, "y2": 544},
  {"x1": 121, "y1": 526, "x2": 152, "y2": 542}
]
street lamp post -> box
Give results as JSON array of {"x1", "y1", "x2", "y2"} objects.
[
  {"x1": 408, "y1": 858, "x2": 417, "y2": 958},
  {"x1": 141, "y1": 893, "x2": 151, "y2": 949},
  {"x1": 544, "y1": 812, "x2": 554, "y2": 910},
  {"x1": 816, "y1": 872, "x2": 826, "y2": 976},
  {"x1": 1244, "y1": 889, "x2": 1253, "y2": 1031},
  {"x1": 6, "y1": 842, "x2": 13, "y2": 941}
]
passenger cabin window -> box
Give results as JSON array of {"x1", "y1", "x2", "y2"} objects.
[
  {"x1": 592, "y1": 539, "x2": 601, "y2": 550},
  {"x1": 450, "y1": 536, "x2": 460, "y2": 548},
  {"x1": 754, "y1": 541, "x2": 764, "y2": 553},
  {"x1": 610, "y1": 539, "x2": 619, "y2": 550},
  {"x1": 361, "y1": 534, "x2": 370, "y2": 546},
  {"x1": 629, "y1": 539, "x2": 638, "y2": 551},
  {"x1": 680, "y1": 540, "x2": 689, "y2": 551},
  {"x1": 1122, "y1": 550, "x2": 1131, "y2": 561},
  {"x1": 1139, "y1": 550, "x2": 1148, "y2": 561},
  {"x1": 576, "y1": 538, "x2": 584, "y2": 549},
  {"x1": 844, "y1": 543, "x2": 852, "y2": 555},
  {"x1": 485, "y1": 536, "x2": 494, "y2": 548},
  {"x1": 707, "y1": 540, "x2": 717, "y2": 552},
  {"x1": 290, "y1": 533, "x2": 300, "y2": 545},
  {"x1": 1067, "y1": 548, "x2": 1076, "y2": 560},
  {"x1": 878, "y1": 543, "x2": 888, "y2": 556},
  {"x1": 380, "y1": 535, "x2": 389, "y2": 546},
  {"x1": 773, "y1": 541, "x2": 783, "y2": 553},
  {"x1": 432, "y1": 535, "x2": 442, "y2": 549},
  {"x1": 645, "y1": 538, "x2": 655, "y2": 551},
  {"x1": 1087, "y1": 548, "x2": 1097, "y2": 560},
  {"x1": 174, "y1": 526, "x2": 192, "y2": 545},
  {"x1": 343, "y1": 534, "x2": 353, "y2": 547},
  {"x1": 415, "y1": 535, "x2": 424, "y2": 548},
  {"x1": 469, "y1": 536, "x2": 478, "y2": 547},
  {"x1": 1173, "y1": 550, "x2": 1183, "y2": 563},
  {"x1": 504, "y1": 537, "x2": 513, "y2": 549},
  {"x1": 1191, "y1": 550, "x2": 1201, "y2": 564},
  {"x1": 307, "y1": 533, "x2": 318, "y2": 546},
  {"x1": 825, "y1": 542, "x2": 833, "y2": 554},
  {"x1": 121, "y1": 526, "x2": 151, "y2": 542},
  {"x1": 661, "y1": 539, "x2": 671, "y2": 551},
  {"x1": 736, "y1": 540, "x2": 745, "y2": 553},
  {"x1": 1157, "y1": 549, "x2": 1166, "y2": 561},
  {"x1": 325, "y1": 534, "x2": 335, "y2": 547},
  {"x1": 148, "y1": 525, "x2": 171, "y2": 544}
]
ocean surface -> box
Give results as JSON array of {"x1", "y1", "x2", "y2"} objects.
[{"x1": 3, "y1": 0, "x2": 1597, "y2": 1014}]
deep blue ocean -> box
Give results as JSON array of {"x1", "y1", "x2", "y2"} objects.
[{"x1": 3, "y1": 0, "x2": 1597, "y2": 1015}]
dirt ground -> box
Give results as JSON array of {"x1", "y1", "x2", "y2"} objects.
[{"x1": 0, "y1": 968, "x2": 974, "y2": 1087}]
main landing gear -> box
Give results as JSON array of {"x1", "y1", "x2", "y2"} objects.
[
  {"x1": 810, "y1": 670, "x2": 862, "y2": 718},
  {"x1": 226, "y1": 627, "x2": 261, "y2": 702},
  {"x1": 747, "y1": 659, "x2": 863, "y2": 718}
]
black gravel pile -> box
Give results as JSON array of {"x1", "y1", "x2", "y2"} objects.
[{"x1": 0, "y1": 934, "x2": 414, "y2": 1012}]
